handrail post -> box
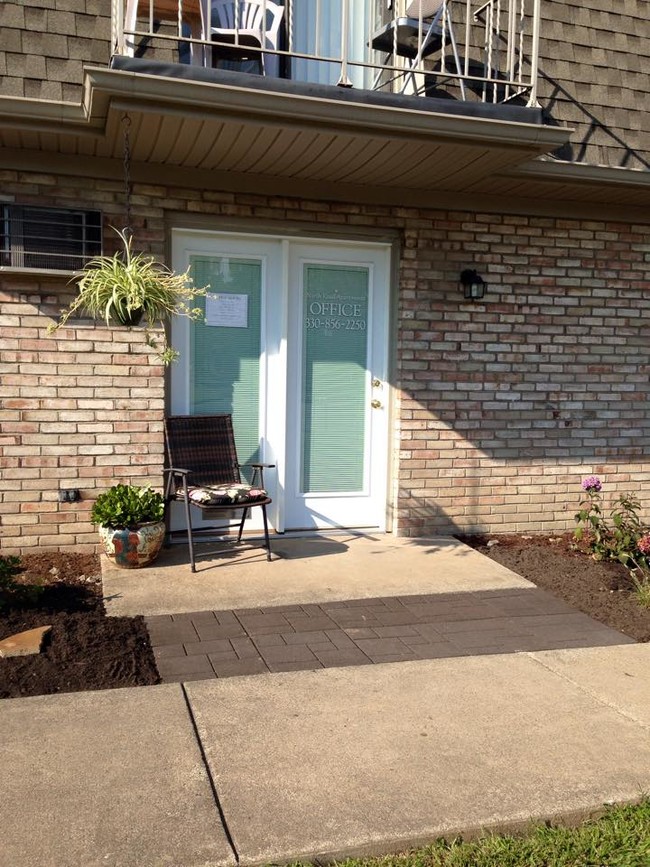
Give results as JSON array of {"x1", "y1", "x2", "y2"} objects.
[
  {"x1": 112, "y1": 0, "x2": 125, "y2": 55},
  {"x1": 337, "y1": 0, "x2": 353, "y2": 86},
  {"x1": 526, "y1": 0, "x2": 541, "y2": 106}
]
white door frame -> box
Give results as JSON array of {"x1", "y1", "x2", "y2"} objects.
[
  {"x1": 170, "y1": 228, "x2": 391, "y2": 533},
  {"x1": 284, "y1": 241, "x2": 390, "y2": 530}
]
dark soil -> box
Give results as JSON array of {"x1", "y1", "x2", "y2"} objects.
[
  {"x1": 459, "y1": 533, "x2": 650, "y2": 643},
  {"x1": 0, "y1": 552, "x2": 160, "y2": 699}
]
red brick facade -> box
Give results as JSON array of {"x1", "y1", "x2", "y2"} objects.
[
  {"x1": 397, "y1": 214, "x2": 649, "y2": 535},
  {"x1": 1, "y1": 169, "x2": 648, "y2": 552}
]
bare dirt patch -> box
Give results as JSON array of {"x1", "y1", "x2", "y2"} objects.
[{"x1": 0, "y1": 552, "x2": 160, "y2": 699}]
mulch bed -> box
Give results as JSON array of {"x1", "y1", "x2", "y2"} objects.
[
  {"x1": 0, "y1": 552, "x2": 160, "y2": 699},
  {"x1": 1, "y1": 535, "x2": 648, "y2": 700}
]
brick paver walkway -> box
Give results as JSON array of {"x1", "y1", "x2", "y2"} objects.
[{"x1": 146, "y1": 587, "x2": 632, "y2": 683}]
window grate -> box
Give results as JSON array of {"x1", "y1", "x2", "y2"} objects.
[{"x1": 0, "y1": 205, "x2": 102, "y2": 271}]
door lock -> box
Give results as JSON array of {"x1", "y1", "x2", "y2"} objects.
[
  {"x1": 372, "y1": 378, "x2": 382, "y2": 388},
  {"x1": 371, "y1": 399, "x2": 382, "y2": 409}
]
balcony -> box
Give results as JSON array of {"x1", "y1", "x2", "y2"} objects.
[
  {"x1": 111, "y1": 0, "x2": 544, "y2": 107},
  {"x1": 0, "y1": 2, "x2": 571, "y2": 209},
  {"x1": 98, "y1": 1, "x2": 570, "y2": 201}
]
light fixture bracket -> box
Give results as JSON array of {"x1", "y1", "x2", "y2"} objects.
[{"x1": 460, "y1": 268, "x2": 487, "y2": 300}]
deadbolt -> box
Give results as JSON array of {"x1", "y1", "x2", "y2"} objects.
[{"x1": 372, "y1": 378, "x2": 382, "y2": 388}]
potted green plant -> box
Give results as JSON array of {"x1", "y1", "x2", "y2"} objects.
[
  {"x1": 48, "y1": 227, "x2": 205, "y2": 364},
  {"x1": 91, "y1": 483, "x2": 166, "y2": 569}
]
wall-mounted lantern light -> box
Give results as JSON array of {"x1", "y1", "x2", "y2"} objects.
[{"x1": 460, "y1": 269, "x2": 487, "y2": 300}]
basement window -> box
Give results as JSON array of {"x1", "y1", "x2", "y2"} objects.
[{"x1": 0, "y1": 205, "x2": 102, "y2": 272}]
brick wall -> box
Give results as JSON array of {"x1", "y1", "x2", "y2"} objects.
[
  {"x1": 1, "y1": 169, "x2": 649, "y2": 553},
  {"x1": 397, "y1": 213, "x2": 650, "y2": 535},
  {"x1": 0, "y1": 171, "x2": 166, "y2": 555},
  {"x1": 0, "y1": 282, "x2": 165, "y2": 554}
]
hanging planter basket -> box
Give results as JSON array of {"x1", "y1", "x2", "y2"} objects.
[
  {"x1": 111, "y1": 301, "x2": 144, "y2": 327},
  {"x1": 46, "y1": 116, "x2": 206, "y2": 363},
  {"x1": 47, "y1": 228, "x2": 206, "y2": 364}
]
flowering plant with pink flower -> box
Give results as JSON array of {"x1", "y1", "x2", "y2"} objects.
[
  {"x1": 575, "y1": 479, "x2": 650, "y2": 607},
  {"x1": 575, "y1": 477, "x2": 606, "y2": 556},
  {"x1": 638, "y1": 534, "x2": 650, "y2": 556}
]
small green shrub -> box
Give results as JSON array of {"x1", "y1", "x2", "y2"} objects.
[
  {"x1": 632, "y1": 578, "x2": 650, "y2": 608},
  {"x1": 575, "y1": 476, "x2": 650, "y2": 607},
  {"x1": 0, "y1": 554, "x2": 42, "y2": 611},
  {"x1": 91, "y1": 484, "x2": 164, "y2": 530},
  {"x1": 0, "y1": 555, "x2": 22, "y2": 610}
]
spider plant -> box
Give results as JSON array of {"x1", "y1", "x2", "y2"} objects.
[{"x1": 48, "y1": 227, "x2": 206, "y2": 364}]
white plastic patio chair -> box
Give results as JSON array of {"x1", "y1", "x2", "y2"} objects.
[{"x1": 210, "y1": 0, "x2": 283, "y2": 77}]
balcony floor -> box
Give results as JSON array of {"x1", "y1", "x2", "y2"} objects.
[{"x1": 110, "y1": 55, "x2": 543, "y2": 126}]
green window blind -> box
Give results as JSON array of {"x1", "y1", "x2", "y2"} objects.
[
  {"x1": 301, "y1": 263, "x2": 369, "y2": 493},
  {"x1": 190, "y1": 256, "x2": 262, "y2": 474}
]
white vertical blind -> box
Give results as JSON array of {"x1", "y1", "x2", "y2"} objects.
[
  {"x1": 291, "y1": 0, "x2": 372, "y2": 87},
  {"x1": 301, "y1": 263, "x2": 369, "y2": 493},
  {"x1": 190, "y1": 255, "x2": 262, "y2": 473}
]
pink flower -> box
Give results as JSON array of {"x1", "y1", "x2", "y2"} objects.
[
  {"x1": 638, "y1": 534, "x2": 650, "y2": 555},
  {"x1": 581, "y1": 476, "x2": 602, "y2": 493}
]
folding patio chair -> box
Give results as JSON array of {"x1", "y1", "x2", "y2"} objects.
[
  {"x1": 164, "y1": 413, "x2": 274, "y2": 571},
  {"x1": 370, "y1": 0, "x2": 465, "y2": 98}
]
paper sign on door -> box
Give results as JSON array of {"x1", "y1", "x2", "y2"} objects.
[{"x1": 205, "y1": 292, "x2": 249, "y2": 328}]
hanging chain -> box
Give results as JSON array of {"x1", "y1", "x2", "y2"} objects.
[{"x1": 121, "y1": 112, "x2": 133, "y2": 240}]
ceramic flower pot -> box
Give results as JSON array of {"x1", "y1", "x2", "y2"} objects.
[{"x1": 98, "y1": 521, "x2": 165, "y2": 568}]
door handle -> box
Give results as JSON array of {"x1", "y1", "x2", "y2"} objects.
[{"x1": 371, "y1": 399, "x2": 382, "y2": 409}]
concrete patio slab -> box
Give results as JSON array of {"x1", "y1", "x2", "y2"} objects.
[
  {"x1": 103, "y1": 535, "x2": 531, "y2": 617},
  {"x1": 186, "y1": 650, "x2": 650, "y2": 866},
  {"x1": 531, "y1": 643, "x2": 650, "y2": 727},
  {"x1": 0, "y1": 684, "x2": 235, "y2": 867}
]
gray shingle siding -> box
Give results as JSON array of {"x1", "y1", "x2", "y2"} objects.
[
  {"x1": 0, "y1": 2, "x2": 111, "y2": 103},
  {"x1": 538, "y1": 0, "x2": 649, "y2": 169}
]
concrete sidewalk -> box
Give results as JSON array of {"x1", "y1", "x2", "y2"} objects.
[
  {"x1": 2, "y1": 536, "x2": 649, "y2": 866},
  {"x1": 2, "y1": 644, "x2": 650, "y2": 867},
  {"x1": 187, "y1": 645, "x2": 650, "y2": 864}
]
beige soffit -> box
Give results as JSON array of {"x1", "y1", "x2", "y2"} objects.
[
  {"x1": 85, "y1": 68, "x2": 568, "y2": 149},
  {"x1": 464, "y1": 155, "x2": 650, "y2": 210},
  {"x1": 0, "y1": 67, "x2": 568, "y2": 162},
  {"x1": 2, "y1": 66, "x2": 648, "y2": 212}
]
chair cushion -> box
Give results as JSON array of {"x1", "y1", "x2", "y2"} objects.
[{"x1": 183, "y1": 483, "x2": 267, "y2": 506}]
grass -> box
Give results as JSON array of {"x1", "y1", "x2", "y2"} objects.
[
  {"x1": 631, "y1": 577, "x2": 650, "y2": 609},
  {"x1": 323, "y1": 799, "x2": 650, "y2": 867}
]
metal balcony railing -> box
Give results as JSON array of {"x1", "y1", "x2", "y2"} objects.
[{"x1": 111, "y1": 0, "x2": 541, "y2": 107}]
